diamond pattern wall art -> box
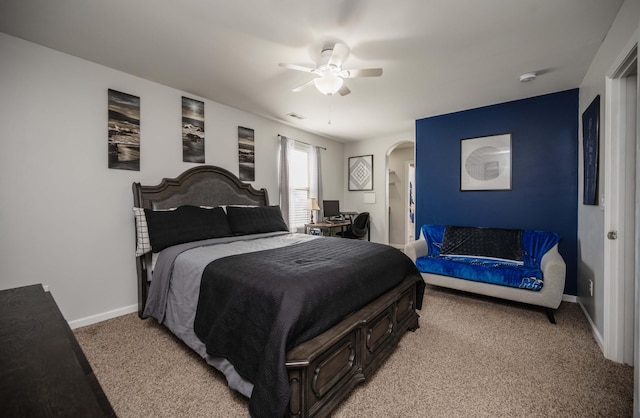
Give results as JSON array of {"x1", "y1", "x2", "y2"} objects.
[{"x1": 348, "y1": 155, "x2": 373, "y2": 191}]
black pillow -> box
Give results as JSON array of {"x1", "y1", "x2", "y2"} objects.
[
  {"x1": 440, "y1": 226, "x2": 523, "y2": 261},
  {"x1": 144, "y1": 205, "x2": 233, "y2": 252},
  {"x1": 226, "y1": 205, "x2": 288, "y2": 236}
]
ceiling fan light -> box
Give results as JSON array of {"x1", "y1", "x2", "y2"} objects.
[{"x1": 314, "y1": 75, "x2": 343, "y2": 95}]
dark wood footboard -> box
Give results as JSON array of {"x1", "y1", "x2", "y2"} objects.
[{"x1": 286, "y1": 276, "x2": 420, "y2": 418}]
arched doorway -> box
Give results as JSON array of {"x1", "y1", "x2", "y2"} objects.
[{"x1": 385, "y1": 141, "x2": 415, "y2": 249}]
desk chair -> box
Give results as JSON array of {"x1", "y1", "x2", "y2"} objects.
[{"x1": 337, "y1": 212, "x2": 370, "y2": 240}]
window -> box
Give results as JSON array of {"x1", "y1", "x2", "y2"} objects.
[
  {"x1": 279, "y1": 136, "x2": 322, "y2": 232},
  {"x1": 287, "y1": 142, "x2": 314, "y2": 229}
]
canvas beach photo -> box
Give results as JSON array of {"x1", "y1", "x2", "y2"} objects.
[
  {"x1": 238, "y1": 126, "x2": 255, "y2": 181},
  {"x1": 182, "y1": 97, "x2": 205, "y2": 163},
  {"x1": 107, "y1": 89, "x2": 140, "y2": 171}
]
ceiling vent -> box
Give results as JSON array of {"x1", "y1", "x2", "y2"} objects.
[{"x1": 286, "y1": 112, "x2": 306, "y2": 120}]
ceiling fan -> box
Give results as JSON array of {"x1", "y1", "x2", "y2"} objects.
[{"x1": 279, "y1": 43, "x2": 383, "y2": 96}]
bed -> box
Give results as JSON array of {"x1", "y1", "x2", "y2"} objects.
[{"x1": 132, "y1": 165, "x2": 424, "y2": 418}]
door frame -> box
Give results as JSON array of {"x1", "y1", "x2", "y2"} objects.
[
  {"x1": 603, "y1": 33, "x2": 638, "y2": 364},
  {"x1": 384, "y1": 140, "x2": 415, "y2": 247},
  {"x1": 405, "y1": 161, "x2": 416, "y2": 245},
  {"x1": 603, "y1": 30, "x2": 640, "y2": 416}
]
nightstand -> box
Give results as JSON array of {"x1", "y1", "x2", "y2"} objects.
[{"x1": 0, "y1": 284, "x2": 115, "y2": 417}]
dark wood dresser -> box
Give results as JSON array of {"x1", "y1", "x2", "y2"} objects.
[{"x1": 0, "y1": 284, "x2": 115, "y2": 417}]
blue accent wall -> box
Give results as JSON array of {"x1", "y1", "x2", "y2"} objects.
[{"x1": 415, "y1": 89, "x2": 578, "y2": 295}]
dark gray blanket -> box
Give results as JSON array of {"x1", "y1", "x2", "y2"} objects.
[
  {"x1": 441, "y1": 226, "x2": 523, "y2": 261},
  {"x1": 194, "y1": 237, "x2": 423, "y2": 418}
]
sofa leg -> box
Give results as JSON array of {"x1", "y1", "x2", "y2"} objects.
[{"x1": 544, "y1": 308, "x2": 556, "y2": 324}]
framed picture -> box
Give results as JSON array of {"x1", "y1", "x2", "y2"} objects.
[
  {"x1": 460, "y1": 134, "x2": 511, "y2": 191},
  {"x1": 238, "y1": 126, "x2": 255, "y2": 181},
  {"x1": 182, "y1": 97, "x2": 205, "y2": 163},
  {"x1": 349, "y1": 155, "x2": 373, "y2": 191},
  {"x1": 108, "y1": 89, "x2": 140, "y2": 171},
  {"x1": 582, "y1": 95, "x2": 600, "y2": 205}
]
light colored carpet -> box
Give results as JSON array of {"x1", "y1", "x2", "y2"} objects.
[{"x1": 74, "y1": 286, "x2": 633, "y2": 417}]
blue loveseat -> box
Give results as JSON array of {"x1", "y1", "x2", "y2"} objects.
[{"x1": 404, "y1": 225, "x2": 566, "y2": 323}]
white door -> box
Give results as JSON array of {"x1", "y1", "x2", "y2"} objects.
[
  {"x1": 604, "y1": 46, "x2": 637, "y2": 366},
  {"x1": 623, "y1": 70, "x2": 637, "y2": 366},
  {"x1": 603, "y1": 39, "x2": 639, "y2": 415}
]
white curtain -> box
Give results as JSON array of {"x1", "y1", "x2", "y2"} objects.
[
  {"x1": 279, "y1": 136, "x2": 323, "y2": 230},
  {"x1": 310, "y1": 145, "x2": 323, "y2": 220},
  {"x1": 278, "y1": 136, "x2": 293, "y2": 228}
]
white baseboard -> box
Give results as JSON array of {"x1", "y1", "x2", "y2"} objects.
[
  {"x1": 577, "y1": 299, "x2": 604, "y2": 353},
  {"x1": 68, "y1": 303, "x2": 138, "y2": 330},
  {"x1": 560, "y1": 295, "x2": 603, "y2": 352},
  {"x1": 66, "y1": 293, "x2": 584, "y2": 331}
]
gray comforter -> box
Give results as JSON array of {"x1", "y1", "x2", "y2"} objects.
[{"x1": 144, "y1": 232, "x2": 307, "y2": 396}]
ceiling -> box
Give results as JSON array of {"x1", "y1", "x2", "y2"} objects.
[{"x1": 0, "y1": 0, "x2": 624, "y2": 142}]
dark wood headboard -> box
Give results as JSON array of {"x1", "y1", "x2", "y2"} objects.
[
  {"x1": 133, "y1": 165, "x2": 269, "y2": 209},
  {"x1": 132, "y1": 165, "x2": 270, "y2": 317}
]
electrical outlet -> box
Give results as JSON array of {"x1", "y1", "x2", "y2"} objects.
[
  {"x1": 589, "y1": 280, "x2": 593, "y2": 297},
  {"x1": 43, "y1": 284, "x2": 49, "y2": 292}
]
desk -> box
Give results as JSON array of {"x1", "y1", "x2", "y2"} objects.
[
  {"x1": 0, "y1": 284, "x2": 115, "y2": 417},
  {"x1": 305, "y1": 221, "x2": 351, "y2": 237},
  {"x1": 340, "y1": 211, "x2": 358, "y2": 223}
]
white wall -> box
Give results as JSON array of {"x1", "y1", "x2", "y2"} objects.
[
  {"x1": 578, "y1": 0, "x2": 640, "y2": 335},
  {"x1": 343, "y1": 132, "x2": 414, "y2": 243},
  {"x1": 0, "y1": 33, "x2": 344, "y2": 324}
]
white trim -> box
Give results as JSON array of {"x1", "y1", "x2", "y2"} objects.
[
  {"x1": 68, "y1": 293, "x2": 579, "y2": 330},
  {"x1": 604, "y1": 74, "x2": 624, "y2": 361},
  {"x1": 68, "y1": 304, "x2": 138, "y2": 330},
  {"x1": 384, "y1": 152, "x2": 390, "y2": 245},
  {"x1": 579, "y1": 299, "x2": 605, "y2": 353},
  {"x1": 603, "y1": 32, "x2": 639, "y2": 363},
  {"x1": 405, "y1": 161, "x2": 416, "y2": 246}
]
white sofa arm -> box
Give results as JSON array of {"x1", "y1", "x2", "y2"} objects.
[
  {"x1": 405, "y1": 238, "x2": 428, "y2": 263},
  {"x1": 539, "y1": 243, "x2": 566, "y2": 308}
]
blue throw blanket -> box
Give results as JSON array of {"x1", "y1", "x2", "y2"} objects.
[{"x1": 415, "y1": 225, "x2": 559, "y2": 291}]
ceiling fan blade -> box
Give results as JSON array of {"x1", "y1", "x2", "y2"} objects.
[
  {"x1": 328, "y1": 43, "x2": 350, "y2": 68},
  {"x1": 338, "y1": 84, "x2": 351, "y2": 96},
  {"x1": 341, "y1": 68, "x2": 383, "y2": 78},
  {"x1": 279, "y1": 63, "x2": 316, "y2": 73},
  {"x1": 292, "y1": 79, "x2": 316, "y2": 92}
]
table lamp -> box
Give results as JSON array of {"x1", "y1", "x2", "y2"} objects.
[{"x1": 306, "y1": 198, "x2": 321, "y2": 224}]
